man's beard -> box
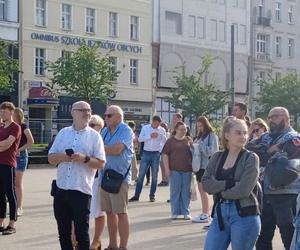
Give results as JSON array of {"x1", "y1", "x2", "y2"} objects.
[{"x1": 269, "y1": 119, "x2": 285, "y2": 135}]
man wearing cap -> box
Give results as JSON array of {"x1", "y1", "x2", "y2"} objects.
[
  {"x1": 247, "y1": 107, "x2": 300, "y2": 250},
  {"x1": 129, "y1": 115, "x2": 167, "y2": 202}
]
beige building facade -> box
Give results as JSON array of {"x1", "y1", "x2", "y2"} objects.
[{"x1": 20, "y1": 0, "x2": 152, "y2": 142}]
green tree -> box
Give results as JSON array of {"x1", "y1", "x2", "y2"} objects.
[
  {"x1": 165, "y1": 55, "x2": 229, "y2": 121},
  {"x1": 257, "y1": 73, "x2": 300, "y2": 122},
  {"x1": 0, "y1": 41, "x2": 18, "y2": 92},
  {"x1": 47, "y1": 44, "x2": 119, "y2": 103}
]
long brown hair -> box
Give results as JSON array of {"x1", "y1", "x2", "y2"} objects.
[{"x1": 196, "y1": 116, "x2": 214, "y2": 139}]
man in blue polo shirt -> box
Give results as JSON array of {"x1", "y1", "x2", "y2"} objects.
[{"x1": 100, "y1": 105, "x2": 134, "y2": 250}]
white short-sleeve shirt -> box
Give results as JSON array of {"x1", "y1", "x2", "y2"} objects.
[{"x1": 49, "y1": 125, "x2": 106, "y2": 195}]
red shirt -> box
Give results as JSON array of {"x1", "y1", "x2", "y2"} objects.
[{"x1": 0, "y1": 122, "x2": 21, "y2": 168}]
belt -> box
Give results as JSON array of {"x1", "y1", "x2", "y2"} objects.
[{"x1": 143, "y1": 150, "x2": 160, "y2": 153}]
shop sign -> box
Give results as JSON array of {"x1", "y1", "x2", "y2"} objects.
[
  {"x1": 30, "y1": 32, "x2": 143, "y2": 54},
  {"x1": 29, "y1": 86, "x2": 53, "y2": 98},
  {"x1": 27, "y1": 98, "x2": 59, "y2": 105}
]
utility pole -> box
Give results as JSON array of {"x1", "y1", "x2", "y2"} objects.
[{"x1": 229, "y1": 24, "x2": 235, "y2": 115}]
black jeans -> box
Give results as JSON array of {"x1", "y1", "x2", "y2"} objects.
[
  {"x1": 0, "y1": 164, "x2": 17, "y2": 221},
  {"x1": 256, "y1": 194, "x2": 297, "y2": 250},
  {"x1": 53, "y1": 189, "x2": 91, "y2": 250}
]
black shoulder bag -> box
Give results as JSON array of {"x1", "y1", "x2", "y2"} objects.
[
  {"x1": 101, "y1": 129, "x2": 131, "y2": 194},
  {"x1": 101, "y1": 166, "x2": 131, "y2": 194}
]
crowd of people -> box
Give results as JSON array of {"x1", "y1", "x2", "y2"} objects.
[{"x1": 0, "y1": 99, "x2": 300, "y2": 250}]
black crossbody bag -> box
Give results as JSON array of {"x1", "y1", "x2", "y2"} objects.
[
  {"x1": 101, "y1": 165, "x2": 131, "y2": 194},
  {"x1": 101, "y1": 129, "x2": 131, "y2": 194}
]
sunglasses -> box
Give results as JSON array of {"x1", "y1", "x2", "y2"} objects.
[
  {"x1": 253, "y1": 128, "x2": 260, "y2": 133},
  {"x1": 104, "y1": 113, "x2": 114, "y2": 118}
]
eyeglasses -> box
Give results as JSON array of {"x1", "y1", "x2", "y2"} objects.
[
  {"x1": 73, "y1": 108, "x2": 92, "y2": 113},
  {"x1": 104, "y1": 113, "x2": 114, "y2": 118}
]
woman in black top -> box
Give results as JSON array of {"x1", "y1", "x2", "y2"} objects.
[{"x1": 13, "y1": 108, "x2": 34, "y2": 216}]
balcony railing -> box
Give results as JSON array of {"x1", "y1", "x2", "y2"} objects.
[
  {"x1": 254, "y1": 8, "x2": 272, "y2": 27},
  {"x1": 256, "y1": 53, "x2": 271, "y2": 62}
]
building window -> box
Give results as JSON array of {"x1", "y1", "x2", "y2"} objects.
[
  {"x1": 288, "y1": 38, "x2": 295, "y2": 57},
  {"x1": 109, "y1": 12, "x2": 118, "y2": 37},
  {"x1": 61, "y1": 50, "x2": 72, "y2": 58},
  {"x1": 258, "y1": 0, "x2": 265, "y2": 17},
  {"x1": 109, "y1": 57, "x2": 117, "y2": 74},
  {"x1": 232, "y1": 0, "x2": 238, "y2": 7},
  {"x1": 61, "y1": 4, "x2": 72, "y2": 30},
  {"x1": 155, "y1": 97, "x2": 176, "y2": 124},
  {"x1": 288, "y1": 5, "x2": 294, "y2": 24},
  {"x1": 0, "y1": 0, "x2": 6, "y2": 20},
  {"x1": 275, "y1": 2, "x2": 281, "y2": 22},
  {"x1": 256, "y1": 34, "x2": 267, "y2": 53},
  {"x1": 86, "y1": 8, "x2": 95, "y2": 33},
  {"x1": 188, "y1": 15, "x2": 196, "y2": 38},
  {"x1": 130, "y1": 59, "x2": 138, "y2": 84},
  {"x1": 210, "y1": 19, "x2": 217, "y2": 41},
  {"x1": 130, "y1": 16, "x2": 139, "y2": 40},
  {"x1": 197, "y1": 17, "x2": 205, "y2": 39},
  {"x1": 219, "y1": 21, "x2": 226, "y2": 42},
  {"x1": 35, "y1": 48, "x2": 46, "y2": 76},
  {"x1": 239, "y1": 25, "x2": 246, "y2": 45},
  {"x1": 36, "y1": 0, "x2": 46, "y2": 26},
  {"x1": 165, "y1": 11, "x2": 182, "y2": 35},
  {"x1": 275, "y1": 36, "x2": 282, "y2": 57},
  {"x1": 239, "y1": 0, "x2": 246, "y2": 9}
]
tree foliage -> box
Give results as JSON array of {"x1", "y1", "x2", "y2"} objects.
[
  {"x1": 0, "y1": 41, "x2": 18, "y2": 92},
  {"x1": 257, "y1": 73, "x2": 300, "y2": 120},
  {"x1": 165, "y1": 55, "x2": 229, "y2": 120},
  {"x1": 47, "y1": 44, "x2": 119, "y2": 104}
]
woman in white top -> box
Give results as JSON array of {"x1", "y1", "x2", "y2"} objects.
[
  {"x1": 89, "y1": 115, "x2": 105, "y2": 250},
  {"x1": 192, "y1": 116, "x2": 219, "y2": 223}
]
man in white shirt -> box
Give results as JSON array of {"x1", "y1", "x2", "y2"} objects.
[
  {"x1": 48, "y1": 101, "x2": 106, "y2": 250},
  {"x1": 129, "y1": 115, "x2": 167, "y2": 202}
]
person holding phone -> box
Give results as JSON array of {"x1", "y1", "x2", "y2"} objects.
[{"x1": 48, "y1": 101, "x2": 106, "y2": 250}]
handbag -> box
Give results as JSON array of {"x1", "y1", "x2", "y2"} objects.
[
  {"x1": 192, "y1": 143, "x2": 201, "y2": 172},
  {"x1": 101, "y1": 165, "x2": 131, "y2": 194}
]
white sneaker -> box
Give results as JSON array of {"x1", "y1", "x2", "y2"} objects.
[
  {"x1": 192, "y1": 213, "x2": 210, "y2": 223},
  {"x1": 17, "y1": 208, "x2": 23, "y2": 217},
  {"x1": 184, "y1": 214, "x2": 192, "y2": 220}
]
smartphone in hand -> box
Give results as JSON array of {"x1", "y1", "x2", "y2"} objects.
[{"x1": 65, "y1": 148, "x2": 74, "y2": 156}]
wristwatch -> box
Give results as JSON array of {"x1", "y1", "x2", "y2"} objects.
[{"x1": 83, "y1": 155, "x2": 91, "y2": 163}]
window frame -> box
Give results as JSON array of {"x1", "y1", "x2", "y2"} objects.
[
  {"x1": 35, "y1": 48, "x2": 46, "y2": 76},
  {"x1": 109, "y1": 12, "x2": 118, "y2": 37},
  {"x1": 130, "y1": 15, "x2": 139, "y2": 41},
  {"x1": 85, "y1": 8, "x2": 96, "y2": 33},
  {"x1": 35, "y1": 0, "x2": 47, "y2": 26},
  {"x1": 130, "y1": 59, "x2": 138, "y2": 85},
  {"x1": 275, "y1": 2, "x2": 281, "y2": 22},
  {"x1": 61, "y1": 3, "x2": 72, "y2": 30},
  {"x1": 0, "y1": 0, "x2": 6, "y2": 21},
  {"x1": 288, "y1": 38, "x2": 295, "y2": 58}
]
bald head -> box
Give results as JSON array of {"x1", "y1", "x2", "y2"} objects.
[
  {"x1": 70, "y1": 101, "x2": 92, "y2": 130},
  {"x1": 104, "y1": 105, "x2": 124, "y2": 129},
  {"x1": 72, "y1": 101, "x2": 90, "y2": 110},
  {"x1": 106, "y1": 105, "x2": 124, "y2": 120},
  {"x1": 268, "y1": 106, "x2": 290, "y2": 134}
]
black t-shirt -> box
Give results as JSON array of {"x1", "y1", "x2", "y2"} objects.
[{"x1": 19, "y1": 123, "x2": 28, "y2": 148}]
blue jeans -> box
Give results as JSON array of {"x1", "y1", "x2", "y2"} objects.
[
  {"x1": 134, "y1": 151, "x2": 160, "y2": 198},
  {"x1": 204, "y1": 201, "x2": 261, "y2": 250},
  {"x1": 169, "y1": 171, "x2": 192, "y2": 216}
]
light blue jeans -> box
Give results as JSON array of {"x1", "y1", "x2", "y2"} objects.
[
  {"x1": 204, "y1": 201, "x2": 261, "y2": 250},
  {"x1": 134, "y1": 151, "x2": 160, "y2": 198},
  {"x1": 169, "y1": 171, "x2": 192, "y2": 216}
]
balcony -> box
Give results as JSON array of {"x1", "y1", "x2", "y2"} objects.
[
  {"x1": 257, "y1": 16, "x2": 271, "y2": 26},
  {"x1": 256, "y1": 53, "x2": 271, "y2": 62},
  {"x1": 254, "y1": 7, "x2": 272, "y2": 27}
]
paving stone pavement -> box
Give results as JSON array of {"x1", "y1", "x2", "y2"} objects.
[{"x1": 1, "y1": 167, "x2": 284, "y2": 250}]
